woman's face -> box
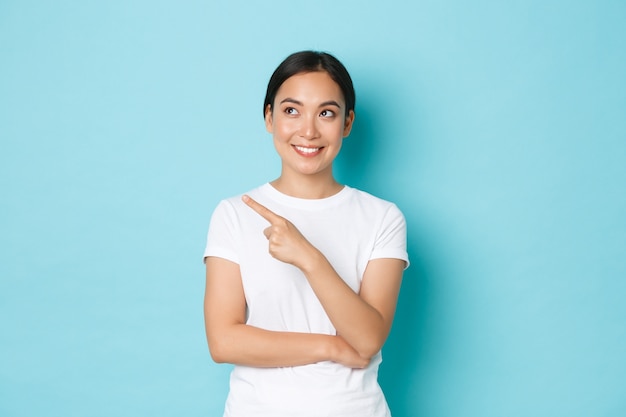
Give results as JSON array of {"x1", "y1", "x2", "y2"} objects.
[{"x1": 265, "y1": 71, "x2": 354, "y2": 181}]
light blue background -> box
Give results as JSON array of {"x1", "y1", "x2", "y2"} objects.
[{"x1": 1, "y1": 1, "x2": 625, "y2": 416}]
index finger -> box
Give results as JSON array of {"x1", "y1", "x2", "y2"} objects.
[{"x1": 242, "y1": 195, "x2": 283, "y2": 224}]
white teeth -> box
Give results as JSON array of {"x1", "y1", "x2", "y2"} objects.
[{"x1": 295, "y1": 146, "x2": 320, "y2": 154}]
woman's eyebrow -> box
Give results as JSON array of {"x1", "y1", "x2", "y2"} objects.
[
  {"x1": 279, "y1": 98, "x2": 342, "y2": 108},
  {"x1": 319, "y1": 100, "x2": 341, "y2": 108},
  {"x1": 280, "y1": 98, "x2": 303, "y2": 106}
]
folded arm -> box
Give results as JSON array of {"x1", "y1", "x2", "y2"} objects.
[
  {"x1": 301, "y1": 254, "x2": 405, "y2": 359},
  {"x1": 203, "y1": 256, "x2": 369, "y2": 368}
]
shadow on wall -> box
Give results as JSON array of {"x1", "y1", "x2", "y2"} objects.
[
  {"x1": 335, "y1": 103, "x2": 377, "y2": 191},
  {"x1": 379, "y1": 243, "x2": 435, "y2": 417}
]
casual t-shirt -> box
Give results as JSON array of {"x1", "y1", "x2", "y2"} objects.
[{"x1": 204, "y1": 183, "x2": 409, "y2": 417}]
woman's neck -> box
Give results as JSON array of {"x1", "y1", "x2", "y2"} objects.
[{"x1": 270, "y1": 174, "x2": 343, "y2": 199}]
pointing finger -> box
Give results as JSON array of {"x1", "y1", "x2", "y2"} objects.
[{"x1": 242, "y1": 195, "x2": 283, "y2": 224}]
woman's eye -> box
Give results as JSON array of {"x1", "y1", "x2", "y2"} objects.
[
  {"x1": 285, "y1": 107, "x2": 299, "y2": 115},
  {"x1": 320, "y1": 109, "x2": 335, "y2": 118}
]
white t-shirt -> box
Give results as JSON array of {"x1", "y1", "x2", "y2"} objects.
[{"x1": 204, "y1": 183, "x2": 409, "y2": 417}]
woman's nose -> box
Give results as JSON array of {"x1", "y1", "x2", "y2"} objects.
[{"x1": 299, "y1": 115, "x2": 319, "y2": 139}]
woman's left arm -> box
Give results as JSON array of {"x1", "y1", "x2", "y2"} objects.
[
  {"x1": 242, "y1": 195, "x2": 405, "y2": 359},
  {"x1": 303, "y1": 254, "x2": 405, "y2": 359}
]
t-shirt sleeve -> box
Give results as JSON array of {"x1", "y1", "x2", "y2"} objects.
[
  {"x1": 203, "y1": 199, "x2": 240, "y2": 264},
  {"x1": 370, "y1": 204, "x2": 410, "y2": 269}
]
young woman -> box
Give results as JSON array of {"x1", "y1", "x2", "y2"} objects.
[{"x1": 203, "y1": 51, "x2": 409, "y2": 417}]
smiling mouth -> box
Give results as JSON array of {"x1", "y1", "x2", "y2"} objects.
[{"x1": 293, "y1": 145, "x2": 323, "y2": 156}]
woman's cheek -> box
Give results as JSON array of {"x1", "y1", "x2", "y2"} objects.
[{"x1": 279, "y1": 120, "x2": 299, "y2": 137}]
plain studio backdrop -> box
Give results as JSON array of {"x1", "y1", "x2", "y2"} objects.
[{"x1": 1, "y1": 1, "x2": 624, "y2": 416}]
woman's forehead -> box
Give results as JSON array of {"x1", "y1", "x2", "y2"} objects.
[{"x1": 275, "y1": 72, "x2": 345, "y2": 103}]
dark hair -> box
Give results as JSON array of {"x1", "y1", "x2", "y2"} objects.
[{"x1": 263, "y1": 51, "x2": 356, "y2": 117}]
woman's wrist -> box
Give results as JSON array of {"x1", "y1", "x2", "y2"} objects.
[
  {"x1": 298, "y1": 246, "x2": 327, "y2": 275},
  {"x1": 321, "y1": 334, "x2": 337, "y2": 362}
]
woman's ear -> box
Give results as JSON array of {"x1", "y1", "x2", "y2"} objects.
[
  {"x1": 264, "y1": 104, "x2": 273, "y2": 133},
  {"x1": 342, "y1": 110, "x2": 355, "y2": 137}
]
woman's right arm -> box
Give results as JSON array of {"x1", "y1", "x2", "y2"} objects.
[{"x1": 204, "y1": 256, "x2": 368, "y2": 368}]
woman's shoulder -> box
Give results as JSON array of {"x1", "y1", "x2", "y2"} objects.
[
  {"x1": 341, "y1": 187, "x2": 406, "y2": 228},
  {"x1": 345, "y1": 186, "x2": 403, "y2": 212}
]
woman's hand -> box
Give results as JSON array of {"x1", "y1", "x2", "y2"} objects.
[{"x1": 242, "y1": 195, "x2": 320, "y2": 271}]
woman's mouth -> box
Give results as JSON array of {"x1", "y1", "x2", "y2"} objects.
[{"x1": 293, "y1": 145, "x2": 323, "y2": 157}]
